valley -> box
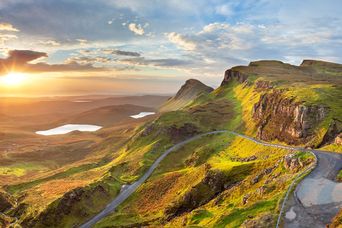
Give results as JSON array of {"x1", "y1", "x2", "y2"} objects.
[{"x1": 0, "y1": 60, "x2": 341, "y2": 228}]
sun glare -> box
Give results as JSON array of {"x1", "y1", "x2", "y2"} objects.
[{"x1": 1, "y1": 72, "x2": 26, "y2": 86}]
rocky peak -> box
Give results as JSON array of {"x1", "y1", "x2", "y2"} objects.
[
  {"x1": 174, "y1": 79, "x2": 213, "y2": 100},
  {"x1": 221, "y1": 68, "x2": 248, "y2": 86},
  {"x1": 160, "y1": 79, "x2": 213, "y2": 112}
]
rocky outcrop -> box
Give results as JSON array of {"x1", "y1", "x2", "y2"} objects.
[
  {"x1": 221, "y1": 68, "x2": 248, "y2": 86},
  {"x1": 319, "y1": 119, "x2": 342, "y2": 146},
  {"x1": 23, "y1": 185, "x2": 110, "y2": 227},
  {"x1": 255, "y1": 80, "x2": 273, "y2": 89},
  {"x1": 284, "y1": 154, "x2": 304, "y2": 172},
  {"x1": 252, "y1": 90, "x2": 328, "y2": 145},
  {"x1": 166, "y1": 123, "x2": 199, "y2": 143},
  {"x1": 0, "y1": 192, "x2": 13, "y2": 212},
  {"x1": 241, "y1": 213, "x2": 274, "y2": 228}
]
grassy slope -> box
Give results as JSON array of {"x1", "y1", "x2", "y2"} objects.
[
  {"x1": 5, "y1": 60, "x2": 340, "y2": 227},
  {"x1": 93, "y1": 62, "x2": 341, "y2": 227},
  {"x1": 95, "y1": 133, "x2": 313, "y2": 227},
  {"x1": 92, "y1": 80, "x2": 316, "y2": 227},
  {"x1": 231, "y1": 61, "x2": 342, "y2": 148}
]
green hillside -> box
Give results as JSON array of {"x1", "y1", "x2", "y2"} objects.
[{"x1": 3, "y1": 60, "x2": 341, "y2": 227}]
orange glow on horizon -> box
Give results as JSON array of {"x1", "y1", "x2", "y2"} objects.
[{"x1": 1, "y1": 72, "x2": 27, "y2": 86}]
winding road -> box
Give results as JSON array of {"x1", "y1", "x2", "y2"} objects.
[
  {"x1": 80, "y1": 130, "x2": 342, "y2": 228},
  {"x1": 283, "y1": 150, "x2": 342, "y2": 227}
]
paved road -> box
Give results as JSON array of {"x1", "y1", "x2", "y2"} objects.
[
  {"x1": 80, "y1": 130, "x2": 341, "y2": 228},
  {"x1": 283, "y1": 150, "x2": 342, "y2": 228},
  {"x1": 80, "y1": 131, "x2": 227, "y2": 228}
]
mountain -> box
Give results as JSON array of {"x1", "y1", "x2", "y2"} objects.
[
  {"x1": 221, "y1": 59, "x2": 341, "y2": 147},
  {"x1": 0, "y1": 95, "x2": 168, "y2": 117},
  {"x1": 2, "y1": 60, "x2": 341, "y2": 228},
  {"x1": 159, "y1": 79, "x2": 213, "y2": 112},
  {"x1": 65, "y1": 104, "x2": 155, "y2": 126}
]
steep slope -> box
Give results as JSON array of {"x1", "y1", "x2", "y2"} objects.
[
  {"x1": 159, "y1": 79, "x2": 213, "y2": 112},
  {"x1": 221, "y1": 59, "x2": 342, "y2": 148},
  {"x1": 4, "y1": 59, "x2": 341, "y2": 228}
]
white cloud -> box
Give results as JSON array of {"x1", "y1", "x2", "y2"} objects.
[
  {"x1": 128, "y1": 23, "x2": 144, "y2": 35},
  {"x1": 215, "y1": 4, "x2": 233, "y2": 17},
  {"x1": 0, "y1": 22, "x2": 19, "y2": 32},
  {"x1": 38, "y1": 40, "x2": 61, "y2": 46},
  {"x1": 201, "y1": 23, "x2": 230, "y2": 33},
  {"x1": 167, "y1": 32, "x2": 196, "y2": 51},
  {"x1": 76, "y1": 39, "x2": 88, "y2": 45},
  {"x1": 0, "y1": 34, "x2": 17, "y2": 45}
]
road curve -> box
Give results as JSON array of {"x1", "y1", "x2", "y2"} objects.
[
  {"x1": 80, "y1": 130, "x2": 341, "y2": 228},
  {"x1": 283, "y1": 151, "x2": 342, "y2": 228},
  {"x1": 80, "y1": 130, "x2": 227, "y2": 228}
]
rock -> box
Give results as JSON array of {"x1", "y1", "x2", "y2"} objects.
[
  {"x1": 335, "y1": 133, "x2": 342, "y2": 145},
  {"x1": 167, "y1": 123, "x2": 199, "y2": 143},
  {"x1": 251, "y1": 174, "x2": 263, "y2": 185},
  {"x1": 242, "y1": 194, "x2": 250, "y2": 205},
  {"x1": 252, "y1": 90, "x2": 328, "y2": 145},
  {"x1": 0, "y1": 192, "x2": 13, "y2": 213},
  {"x1": 221, "y1": 68, "x2": 248, "y2": 86},
  {"x1": 255, "y1": 80, "x2": 273, "y2": 89},
  {"x1": 284, "y1": 154, "x2": 302, "y2": 171},
  {"x1": 319, "y1": 119, "x2": 342, "y2": 146},
  {"x1": 263, "y1": 167, "x2": 274, "y2": 175},
  {"x1": 241, "y1": 213, "x2": 274, "y2": 228},
  {"x1": 234, "y1": 155, "x2": 257, "y2": 162},
  {"x1": 256, "y1": 186, "x2": 267, "y2": 195}
]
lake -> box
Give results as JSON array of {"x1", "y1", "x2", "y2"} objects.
[
  {"x1": 36, "y1": 124, "x2": 102, "y2": 136},
  {"x1": 130, "y1": 112, "x2": 155, "y2": 119}
]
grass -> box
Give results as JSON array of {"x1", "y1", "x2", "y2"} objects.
[
  {"x1": 337, "y1": 170, "x2": 342, "y2": 182},
  {"x1": 94, "y1": 132, "x2": 306, "y2": 228},
  {"x1": 214, "y1": 199, "x2": 277, "y2": 228},
  {"x1": 6, "y1": 161, "x2": 105, "y2": 194},
  {"x1": 5, "y1": 61, "x2": 340, "y2": 227}
]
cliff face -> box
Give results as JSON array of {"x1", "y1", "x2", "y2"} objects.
[
  {"x1": 221, "y1": 68, "x2": 248, "y2": 86},
  {"x1": 252, "y1": 91, "x2": 328, "y2": 145},
  {"x1": 221, "y1": 60, "x2": 341, "y2": 146}
]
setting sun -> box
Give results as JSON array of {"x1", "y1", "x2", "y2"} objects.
[{"x1": 1, "y1": 72, "x2": 26, "y2": 86}]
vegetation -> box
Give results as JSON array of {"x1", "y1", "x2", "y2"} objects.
[
  {"x1": 337, "y1": 170, "x2": 342, "y2": 182},
  {"x1": 0, "y1": 60, "x2": 341, "y2": 227}
]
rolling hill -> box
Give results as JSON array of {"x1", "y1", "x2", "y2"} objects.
[
  {"x1": 1, "y1": 59, "x2": 341, "y2": 228},
  {"x1": 159, "y1": 79, "x2": 214, "y2": 112}
]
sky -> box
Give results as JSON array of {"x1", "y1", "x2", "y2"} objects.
[{"x1": 0, "y1": 0, "x2": 341, "y2": 96}]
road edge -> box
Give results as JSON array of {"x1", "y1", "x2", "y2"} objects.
[{"x1": 275, "y1": 151, "x2": 318, "y2": 228}]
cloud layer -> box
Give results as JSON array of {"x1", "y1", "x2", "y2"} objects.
[
  {"x1": 0, "y1": 50, "x2": 105, "y2": 75},
  {"x1": 0, "y1": 0, "x2": 341, "y2": 94}
]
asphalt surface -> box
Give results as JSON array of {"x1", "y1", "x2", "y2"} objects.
[
  {"x1": 284, "y1": 150, "x2": 342, "y2": 228},
  {"x1": 80, "y1": 130, "x2": 342, "y2": 228},
  {"x1": 80, "y1": 130, "x2": 227, "y2": 228}
]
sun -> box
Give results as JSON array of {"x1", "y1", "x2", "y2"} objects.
[{"x1": 1, "y1": 72, "x2": 26, "y2": 86}]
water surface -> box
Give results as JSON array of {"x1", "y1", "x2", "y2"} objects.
[
  {"x1": 130, "y1": 112, "x2": 155, "y2": 119},
  {"x1": 36, "y1": 124, "x2": 102, "y2": 136}
]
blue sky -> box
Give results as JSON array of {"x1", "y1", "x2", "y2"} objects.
[{"x1": 0, "y1": 0, "x2": 341, "y2": 95}]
